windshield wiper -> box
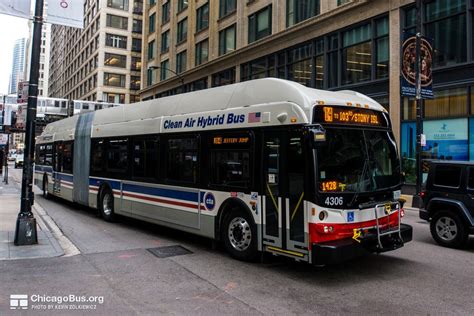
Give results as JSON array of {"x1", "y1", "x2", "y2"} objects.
[{"x1": 348, "y1": 158, "x2": 370, "y2": 208}]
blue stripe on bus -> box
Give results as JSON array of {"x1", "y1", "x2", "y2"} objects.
[
  {"x1": 89, "y1": 177, "x2": 204, "y2": 203},
  {"x1": 123, "y1": 183, "x2": 199, "y2": 203},
  {"x1": 35, "y1": 165, "x2": 53, "y2": 172}
]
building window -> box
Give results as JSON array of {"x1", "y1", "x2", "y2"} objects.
[
  {"x1": 104, "y1": 93, "x2": 126, "y2": 104},
  {"x1": 162, "y1": 1, "x2": 170, "y2": 24},
  {"x1": 178, "y1": 0, "x2": 188, "y2": 12},
  {"x1": 375, "y1": 17, "x2": 389, "y2": 79},
  {"x1": 177, "y1": 18, "x2": 188, "y2": 43},
  {"x1": 327, "y1": 34, "x2": 339, "y2": 88},
  {"x1": 287, "y1": 0, "x2": 320, "y2": 27},
  {"x1": 132, "y1": 19, "x2": 142, "y2": 33},
  {"x1": 287, "y1": 43, "x2": 312, "y2": 86},
  {"x1": 176, "y1": 51, "x2": 187, "y2": 74},
  {"x1": 196, "y1": 3, "x2": 209, "y2": 32},
  {"x1": 130, "y1": 76, "x2": 141, "y2": 90},
  {"x1": 195, "y1": 39, "x2": 209, "y2": 66},
  {"x1": 149, "y1": 0, "x2": 156, "y2": 6},
  {"x1": 425, "y1": 0, "x2": 467, "y2": 67},
  {"x1": 104, "y1": 73, "x2": 126, "y2": 87},
  {"x1": 241, "y1": 56, "x2": 275, "y2": 82},
  {"x1": 248, "y1": 5, "x2": 272, "y2": 43},
  {"x1": 160, "y1": 59, "x2": 170, "y2": 80},
  {"x1": 132, "y1": 38, "x2": 142, "y2": 52},
  {"x1": 104, "y1": 53, "x2": 127, "y2": 68},
  {"x1": 107, "y1": 0, "x2": 128, "y2": 11},
  {"x1": 424, "y1": 87, "x2": 468, "y2": 118},
  {"x1": 148, "y1": 40, "x2": 155, "y2": 60},
  {"x1": 106, "y1": 34, "x2": 127, "y2": 49},
  {"x1": 166, "y1": 137, "x2": 199, "y2": 183},
  {"x1": 133, "y1": 0, "x2": 143, "y2": 14},
  {"x1": 149, "y1": 13, "x2": 156, "y2": 33},
  {"x1": 161, "y1": 30, "x2": 170, "y2": 52},
  {"x1": 219, "y1": 24, "x2": 236, "y2": 56},
  {"x1": 337, "y1": 0, "x2": 350, "y2": 5},
  {"x1": 342, "y1": 23, "x2": 371, "y2": 85},
  {"x1": 219, "y1": 0, "x2": 236, "y2": 18},
  {"x1": 106, "y1": 14, "x2": 128, "y2": 30},
  {"x1": 131, "y1": 57, "x2": 141, "y2": 71},
  {"x1": 315, "y1": 38, "x2": 324, "y2": 89},
  {"x1": 147, "y1": 68, "x2": 153, "y2": 86},
  {"x1": 212, "y1": 67, "x2": 235, "y2": 87}
]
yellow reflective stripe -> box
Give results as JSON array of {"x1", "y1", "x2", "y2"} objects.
[
  {"x1": 267, "y1": 246, "x2": 304, "y2": 257},
  {"x1": 290, "y1": 192, "x2": 305, "y2": 222},
  {"x1": 266, "y1": 183, "x2": 279, "y2": 213}
]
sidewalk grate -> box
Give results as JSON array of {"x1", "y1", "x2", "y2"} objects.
[{"x1": 147, "y1": 245, "x2": 192, "y2": 258}]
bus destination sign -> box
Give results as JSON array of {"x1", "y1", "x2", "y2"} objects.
[{"x1": 314, "y1": 106, "x2": 387, "y2": 127}]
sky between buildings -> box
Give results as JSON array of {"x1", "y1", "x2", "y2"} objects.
[{"x1": 0, "y1": 14, "x2": 29, "y2": 95}]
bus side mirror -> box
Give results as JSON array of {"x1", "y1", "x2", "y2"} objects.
[{"x1": 308, "y1": 125, "x2": 326, "y2": 147}]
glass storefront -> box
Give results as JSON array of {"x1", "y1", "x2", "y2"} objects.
[{"x1": 400, "y1": 1, "x2": 474, "y2": 184}]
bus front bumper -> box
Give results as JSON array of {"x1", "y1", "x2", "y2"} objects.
[{"x1": 311, "y1": 224, "x2": 413, "y2": 265}]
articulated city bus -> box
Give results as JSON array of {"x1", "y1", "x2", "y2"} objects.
[{"x1": 34, "y1": 78, "x2": 412, "y2": 265}]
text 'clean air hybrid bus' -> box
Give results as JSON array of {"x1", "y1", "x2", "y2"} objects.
[{"x1": 34, "y1": 78, "x2": 412, "y2": 265}]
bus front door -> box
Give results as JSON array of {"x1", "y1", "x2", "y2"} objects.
[{"x1": 262, "y1": 131, "x2": 308, "y2": 260}]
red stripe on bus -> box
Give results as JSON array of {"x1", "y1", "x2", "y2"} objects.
[
  {"x1": 309, "y1": 211, "x2": 400, "y2": 243},
  {"x1": 122, "y1": 191, "x2": 200, "y2": 210}
]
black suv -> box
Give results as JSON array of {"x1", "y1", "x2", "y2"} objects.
[{"x1": 419, "y1": 161, "x2": 474, "y2": 248}]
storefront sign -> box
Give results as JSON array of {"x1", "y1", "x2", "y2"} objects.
[{"x1": 401, "y1": 33, "x2": 434, "y2": 99}]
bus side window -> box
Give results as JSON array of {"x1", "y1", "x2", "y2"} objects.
[
  {"x1": 45, "y1": 144, "x2": 53, "y2": 166},
  {"x1": 132, "y1": 137, "x2": 159, "y2": 181},
  {"x1": 62, "y1": 142, "x2": 74, "y2": 174},
  {"x1": 106, "y1": 138, "x2": 129, "y2": 177},
  {"x1": 91, "y1": 139, "x2": 105, "y2": 176},
  {"x1": 210, "y1": 150, "x2": 251, "y2": 188},
  {"x1": 166, "y1": 136, "x2": 199, "y2": 184}
]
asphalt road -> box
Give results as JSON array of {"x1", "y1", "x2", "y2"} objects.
[{"x1": 1, "y1": 167, "x2": 473, "y2": 315}]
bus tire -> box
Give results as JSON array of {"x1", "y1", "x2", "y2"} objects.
[
  {"x1": 42, "y1": 175, "x2": 50, "y2": 199},
  {"x1": 221, "y1": 207, "x2": 258, "y2": 261},
  {"x1": 99, "y1": 187, "x2": 116, "y2": 222}
]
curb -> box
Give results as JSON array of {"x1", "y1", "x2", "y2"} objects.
[{"x1": 33, "y1": 201, "x2": 81, "y2": 257}]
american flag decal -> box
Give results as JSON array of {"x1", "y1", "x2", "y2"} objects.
[{"x1": 248, "y1": 112, "x2": 261, "y2": 123}]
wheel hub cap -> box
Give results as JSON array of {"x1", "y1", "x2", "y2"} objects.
[
  {"x1": 228, "y1": 217, "x2": 251, "y2": 251},
  {"x1": 103, "y1": 193, "x2": 112, "y2": 216},
  {"x1": 435, "y1": 216, "x2": 457, "y2": 241}
]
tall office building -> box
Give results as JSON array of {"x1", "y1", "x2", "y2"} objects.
[
  {"x1": 25, "y1": 22, "x2": 52, "y2": 97},
  {"x1": 8, "y1": 38, "x2": 27, "y2": 94},
  {"x1": 140, "y1": 0, "x2": 474, "y2": 185},
  {"x1": 49, "y1": 0, "x2": 143, "y2": 104}
]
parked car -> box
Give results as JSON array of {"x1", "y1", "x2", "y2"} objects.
[
  {"x1": 419, "y1": 161, "x2": 474, "y2": 248},
  {"x1": 14, "y1": 154, "x2": 24, "y2": 169}
]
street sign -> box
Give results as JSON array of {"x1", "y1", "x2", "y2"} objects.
[{"x1": 401, "y1": 33, "x2": 434, "y2": 99}]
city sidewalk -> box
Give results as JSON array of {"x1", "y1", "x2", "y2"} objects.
[{"x1": 0, "y1": 171, "x2": 64, "y2": 260}]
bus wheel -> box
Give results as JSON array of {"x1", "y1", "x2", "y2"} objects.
[
  {"x1": 221, "y1": 208, "x2": 258, "y2": 261},
  {"x1": 99, "y1": 188, "x2": 116, "y2": 222},
  {"x1": 42, "y1": 175, "x2": 50, "y2": 199}
]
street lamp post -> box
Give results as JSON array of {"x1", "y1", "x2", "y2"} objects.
[
  {"x1": 415, "y1": 0, "x2": 423, "y2": 197},
  {"x1": 148, "y1": 66, "x2": 185, "y2": 93},
  {"x1": 14, "y1": 0, "x2": 44, "y2": 246}
]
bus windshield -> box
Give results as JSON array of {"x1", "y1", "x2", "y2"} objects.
[{"x1": 316, "y1": 128, "x2": 400, "y2": 193}]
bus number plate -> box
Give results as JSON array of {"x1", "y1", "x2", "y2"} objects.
[{"x1": 325, "y1": 197, "x2": 343, "y2": 206}]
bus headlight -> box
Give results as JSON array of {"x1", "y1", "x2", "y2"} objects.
[{"x1": 319, "y1": 211, "x2": 328, "y2": 221}]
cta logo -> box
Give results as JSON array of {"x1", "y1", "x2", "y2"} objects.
[
  {"x1": 204, "y1": 193, "x2": 215, "y2": 211},
  {"x1": 10, "y1": 295, "x2": 28, "y2": 310}
]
